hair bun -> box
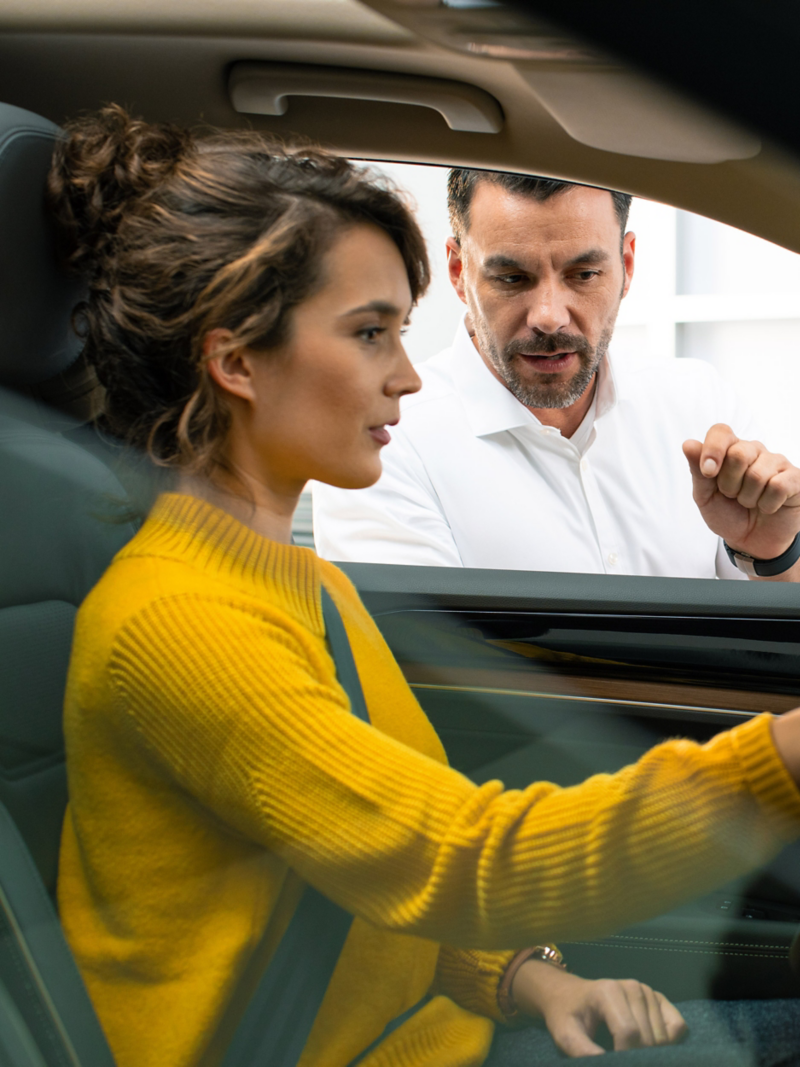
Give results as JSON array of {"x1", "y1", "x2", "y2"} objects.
[{"x1": 47, "y1": 104, "x2": 191, "y2": 276}]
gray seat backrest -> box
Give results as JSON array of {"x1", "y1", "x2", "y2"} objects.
[
  {"x1": 0, "y1": 103, "x2": 138, "y2": 895},
  {"x1": 0, "y1": 393, "x2": 137, "y2": 895},
  {"x1": 0, "y1": 103, "x2": 84, "y2": 390}
]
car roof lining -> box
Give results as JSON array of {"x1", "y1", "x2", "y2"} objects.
[
  {"x1": 0, "y1": 3, "x2": 799, "y2": 255},
  {"x1": 0, "y1": 0, "x2": 416, "y2": 42}
]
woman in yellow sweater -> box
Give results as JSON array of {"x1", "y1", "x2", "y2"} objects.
[{"x1": 51, "y1": 106, "x2": 800, "y2": 1067}]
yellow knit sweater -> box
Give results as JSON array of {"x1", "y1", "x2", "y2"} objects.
[{"x1": 60, "y1": 493, "x2": 800, "y2": 1067}]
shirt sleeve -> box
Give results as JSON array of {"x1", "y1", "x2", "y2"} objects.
[
  {"x1": 311, "y1": 430, "x2": 464, "y2": 567},
  {"x1": 109, "y1": 594, "x2": 800, "y2": 951}
]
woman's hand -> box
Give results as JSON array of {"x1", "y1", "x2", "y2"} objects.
[{"x1": 511, "y1": 959, "x2": 688, "y2": 1057}]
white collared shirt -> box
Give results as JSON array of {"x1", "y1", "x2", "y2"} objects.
[{"x1": 312, "y1": 319, "x2": 757, "y2": 579}]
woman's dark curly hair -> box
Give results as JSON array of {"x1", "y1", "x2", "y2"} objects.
[{"x1": 46, "y1": 105, "x2": 430, "y2": 476}]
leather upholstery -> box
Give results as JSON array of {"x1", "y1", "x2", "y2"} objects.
[
  {"x1": 0, "y1": 390, "x2": 136, "y2": 895},
  {"x1": 0, "y1": 101, "x2": 137, "y2": 894},
  {"x1": 0, "y1": 101, "x2": 128, "y2": 1066},
  {"x1": 0, "y1": 103, "x2": 85, "y2": 389}
]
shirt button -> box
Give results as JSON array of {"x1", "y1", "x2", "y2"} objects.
[
  {"x1": 607, "y1": 552, "x2": 618, "y2": 566},
  {"x1": 580, "y1": 459, "x2": 588, "y2": 473}
]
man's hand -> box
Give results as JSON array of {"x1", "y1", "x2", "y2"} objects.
[
  {"x1": 511, "y1": 960, "x2": 687, "y2": 1057},
  {"x1": 683, "y1": 425, "x2": 800, "y2": 578}
]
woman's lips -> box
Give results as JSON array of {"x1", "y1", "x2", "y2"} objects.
[
  {"x1": 518, "y1": 351, "x2": 577, "y2": 373},
  {"x1": 369, "y1": 426, "x2": 392, "y2": 446}
]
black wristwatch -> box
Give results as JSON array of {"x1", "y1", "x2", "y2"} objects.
[{"x1": 724, "y1": 532, "x2": 800, "y2": 577}]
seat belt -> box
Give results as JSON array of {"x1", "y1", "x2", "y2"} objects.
[
  {"x1": 218, "y1": 586, "x2": 370, "y2": 1067},
  {"x1": 0, "y1": 801, "x2": 117, "y2": 1067}
]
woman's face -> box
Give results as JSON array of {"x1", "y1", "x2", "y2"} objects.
[{"x1": 218, "y1": 223, "x2": 422, "y2": 495}]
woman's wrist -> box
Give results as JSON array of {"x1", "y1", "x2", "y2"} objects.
[
  {"x1": 498, "y1": 946, "x2": 566, "y2": 1019},
  {"x1": 510, "y1": 957, "x2": 579, "y2": 1019}
]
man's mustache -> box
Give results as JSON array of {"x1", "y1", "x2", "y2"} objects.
[{"x1": 503, "y1": 333, "x2": 593, "y2": 359}]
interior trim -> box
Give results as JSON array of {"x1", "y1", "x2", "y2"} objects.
[
  {"x1": 408, "y1": 681, "x2": 759, "y2": 720},
  {"x1": 404, "y1": 662, "x2": 799, "y2": 715},
  {"x1": 340, "y1": 561, "x2": 800, "y2": 619},
  {"x1": 229, "y1": 62, "x2": 504, "y2": 133}
]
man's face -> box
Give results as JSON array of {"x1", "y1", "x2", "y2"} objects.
[{"x1": 447, "y1": 183, "x2": 635, "y2": 410}]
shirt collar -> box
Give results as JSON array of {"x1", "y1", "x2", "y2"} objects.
[{"x1": 447, "y1": 316, "x2": 622, "y2": 438}]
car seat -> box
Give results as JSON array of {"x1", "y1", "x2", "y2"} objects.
[
  {"x1": 0, "y1": 101, "x2": 137, "y2": 1067},
  {"x1": 0, "y1": 100, "x2": 323, "y2": 1067},
  {"x1": 0, "y1": 102, "x2": 138, "y2": 896}
]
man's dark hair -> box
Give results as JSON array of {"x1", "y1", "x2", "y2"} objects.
[{"x1": 447, "y1": 169, "x2": 632, "y2": 246}]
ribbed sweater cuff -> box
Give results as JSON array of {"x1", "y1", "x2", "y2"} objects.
[
  {"x1": 731, "y1": 713, "x2": 800, "y2": 837},
  {"x1": 434, "y1": 947, "x2": 517, "y2": 1024}
]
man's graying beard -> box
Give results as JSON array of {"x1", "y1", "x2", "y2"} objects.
[{"x1": 476, "y1": 326, "x2": 613, "y2": 410}]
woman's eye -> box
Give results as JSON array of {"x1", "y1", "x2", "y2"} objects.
[{"x1": 358, "y1": 326, "x2": 385, "y2": 343}]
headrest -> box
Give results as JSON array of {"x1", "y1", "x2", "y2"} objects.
[{"x1": 0, "y1": 103, "x2": 85, "y2": 389}]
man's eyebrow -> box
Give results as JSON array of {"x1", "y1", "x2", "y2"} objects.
[
  {"x1": 482, "y1": 248, "x2": 612, "y2": 272},
  {"x1": 483, "y1": 253, "x2": 524, "y2": 271},
  {"x1": 340, "y1": 300, "x2": 403, "y2": 318},
  {"x1": 564, "y1": 248, "x2": 611, "y2": 268}
]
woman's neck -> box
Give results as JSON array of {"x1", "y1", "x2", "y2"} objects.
[{"x1": 177, "y1": 467, "x2": 301, "y2": 545}]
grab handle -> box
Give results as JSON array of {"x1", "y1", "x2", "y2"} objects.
[{"x1": 229, "y1": 62, "x2": 504, "y2": 134}]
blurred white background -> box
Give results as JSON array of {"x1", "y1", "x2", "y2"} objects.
[{"x1": 367, "y1": 160, "x2": 464, "y2": 363}]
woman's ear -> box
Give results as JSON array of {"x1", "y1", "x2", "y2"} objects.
[{"x1": 204, "y1": 328, "x2": 257, "y2": 404}]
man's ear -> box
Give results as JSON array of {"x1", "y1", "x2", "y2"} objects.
[
  {"x1": 204, "y1": 328, "x2": 256, "y2": 404},
  {"x1": 621, "y1": 231, "x2": 636, "y2": 299},
  {"x1": 446, "y1": 237, "x2": 468, "y2": 305}
]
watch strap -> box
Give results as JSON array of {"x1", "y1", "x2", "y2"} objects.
[{"x1": 724, "y1": 532, "x2": 800, "y2": 577}]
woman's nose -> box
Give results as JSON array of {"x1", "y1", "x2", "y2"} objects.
[{"x1": 388, "y1": 345, "x2": 422, "y2": 398}]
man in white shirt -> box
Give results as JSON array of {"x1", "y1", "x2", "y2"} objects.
[{"x1": 313, "y1": 170, "x2": 800, "y2": 581}]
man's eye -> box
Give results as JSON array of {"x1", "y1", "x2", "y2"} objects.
[
  {"x1": 574, "y1": 270, "x2": 600, "y2": 282},
  {"x1": 496, "y1": 274, "x2": 526, "y2": 285}
]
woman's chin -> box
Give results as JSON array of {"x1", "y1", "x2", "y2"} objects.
[{"x1": 317, "y1": 460, "x2": 383, "y2": 491}]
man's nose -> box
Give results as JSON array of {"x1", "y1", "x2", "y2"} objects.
[{"x1": 526, "y1": 280, "x2": 571, "y2": 335}]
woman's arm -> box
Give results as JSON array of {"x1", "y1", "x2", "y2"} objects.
[{"x1": 109, "y1": 595, "x2": 800, "y2": 950}]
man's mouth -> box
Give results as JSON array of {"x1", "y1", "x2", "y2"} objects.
[{"x1": 516, "y1": 351, "x2": 577, "y2": 372}]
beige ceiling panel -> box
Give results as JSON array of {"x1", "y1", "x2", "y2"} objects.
[
  {"x1": 0, "y1": 28, "x2": 800, "y2": 257},
  {"x1": 519, "y1": 69, "x2": 762, "y2": 164},
  {"x1": 0, "y1": 0, "x2": 413, "y2": 43}
]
